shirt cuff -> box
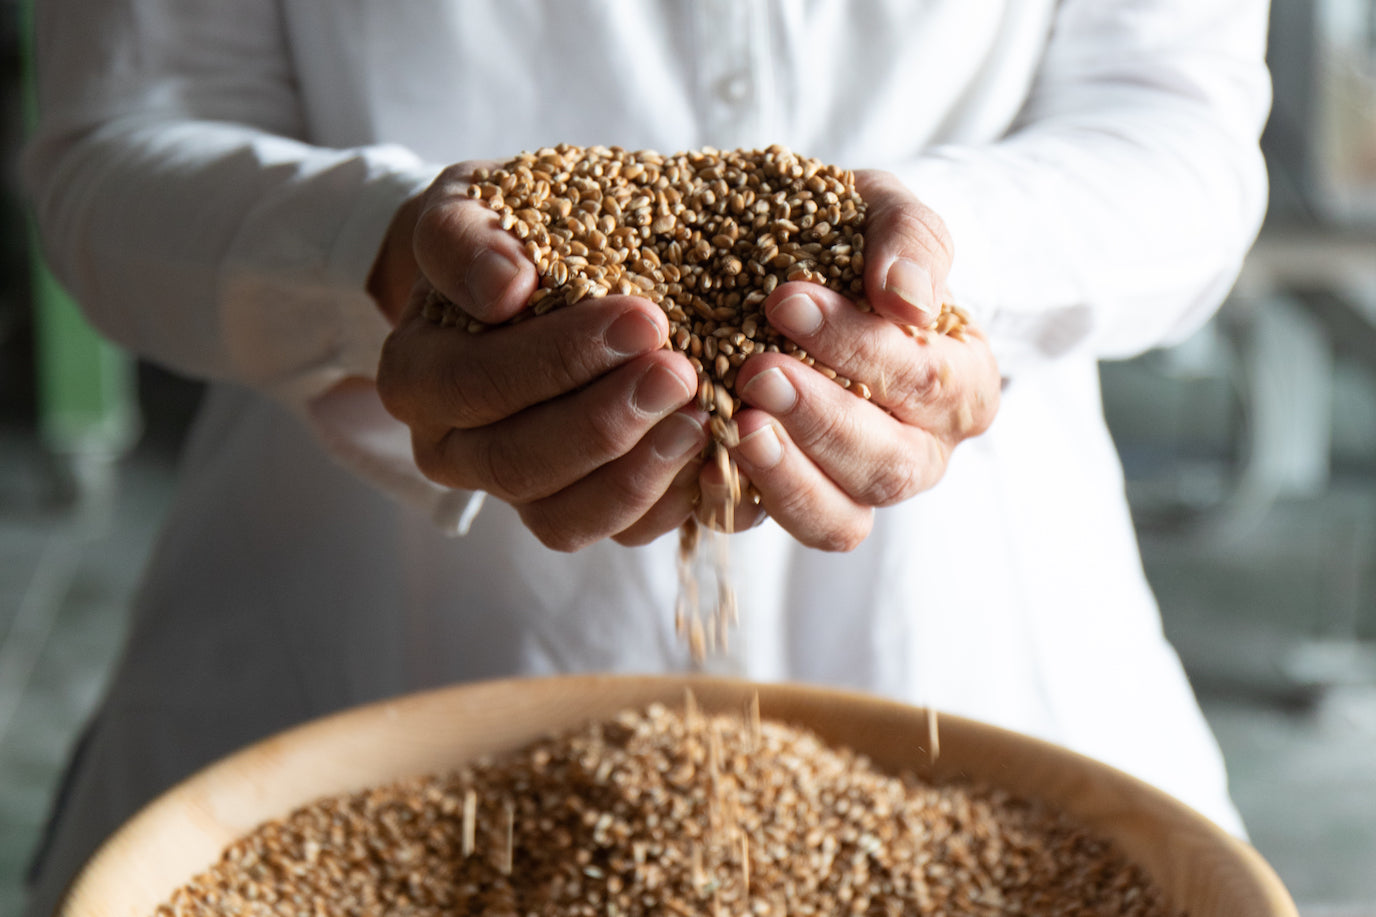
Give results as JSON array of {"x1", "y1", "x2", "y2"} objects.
[
  {"x1": 893, "y1": 151, "x2": 1097, "y2": 380},
  {"x1": 325, "y1": 148, "x2": 442, "y2": 381}
]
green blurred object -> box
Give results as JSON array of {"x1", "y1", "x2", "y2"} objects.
[
  {"x1": 28, "y1": 253, "x2": 139, "y2": 457},
  {"x1": 20, "y1": 0, "x2": 139, "y2": 461}
]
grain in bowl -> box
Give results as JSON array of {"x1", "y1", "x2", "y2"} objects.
[{"x1": 150, "y1": 699, "x2": 1177, "y2": 917}]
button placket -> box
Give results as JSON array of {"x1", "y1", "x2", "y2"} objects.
[{"x1": 694, "y1": 0, "x2": 760, "y2": 149}]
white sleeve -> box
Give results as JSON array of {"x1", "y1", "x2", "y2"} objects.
[
  {"x1": 896, "y1": 0, "x2": 1272, "y2": 377},
  {"x1": 21, "y1": 0, "x2": 480, "y2": 529}
]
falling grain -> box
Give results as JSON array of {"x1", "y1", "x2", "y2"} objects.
[
  {"x1": 502, "y1": 799, "x2": 515, "y2": 876},
  {"x1": 462, "y1": 787, "x2": 477, "y2": 857},
  {"x1": 928, "y1": 705, "x2": 941, "y2": 764}
]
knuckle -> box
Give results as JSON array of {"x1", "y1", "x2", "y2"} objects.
[
  {"x1": 857, "y1": 457, "x2": 923, "y2": 508},
  {"x1": 523, "y1": 301, "x2": 635, "y2": 396},
  {"x1": 581, "y1": 401, "x2": 640, "y2": 462},
  {"x1": 548, "y1": 327, "x2": 599, "y2": 391},
  {"x1": 816, "y1": 333, "x2": 868, "y2": 380},
  {"x1": 764, "y1": 485, "x2": 814, "y2": 533},
  {"x1": 898, "y1": 355, "x2": 945, "y2": 414},
  {"x1": 612, "y1": 529, "x2": 653, "y2": 548},
  {"x1": 437, "y1": 351, "x2": 495, "y2": 427},
  {"x1": 815, "y1": 513, "x2": 873, "y2": 553},
  {"x1": 601, "y1": 463, "x2": 656, "y2": 513},
  {"x1": 535, "y1": 524, "x2": 583, "y2": 553},
  {"x1": 413, "y1": 430, "x2": 477, "y2": 492},
  {"x1": 877, "y1": 204, "x2": 953, "y2": 265},
  {"x1": 787, "y1": 387, "x2": 855, "y2": 455},
  {"x1": 520, "y1": 508, "x2": 591, "y2": 554},
  {"x1": 473, "y1": 436, "x2": 540, "y2": 503},
  {"x1": 542, "y1": 531, "x2": 587, "y2": 553}
]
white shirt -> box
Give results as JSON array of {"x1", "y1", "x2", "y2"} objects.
[{"x1": 23, "y1": 2, "x2": 1270, "y2": 912}]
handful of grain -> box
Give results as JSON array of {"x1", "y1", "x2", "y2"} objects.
[
  {"x1": 425, "y1": 143, "x2": 968, "y2": 445},
  {"x1": 152, "y1": 701, "x2": 1178, "y2": 917},
  {"x1": 423, "y1": 145, "x2": 972, "y2": 658}
]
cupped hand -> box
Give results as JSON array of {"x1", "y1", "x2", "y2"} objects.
[
  {"x1": 373, "y1": 162, "x2": 710, "y2": 551},
  {"x1": 698, "y1": 169, "x2": 1001, "y2": 550}
]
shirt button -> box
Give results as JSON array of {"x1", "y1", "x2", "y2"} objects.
[{"x1": 716, "y1": 72, "x2": 752, "y2": 105}]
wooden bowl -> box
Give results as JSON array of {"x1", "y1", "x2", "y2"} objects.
[{"x1": 58, "y1": 674, "x2": 1298, "y2": 917}]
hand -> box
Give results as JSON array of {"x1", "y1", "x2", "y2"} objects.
[
  {"x1": 373, "y1": 162, "x2": 710, "y2": 551},
  {"x1": 699, "y1": 169, "x2": 1001, "y2": 550}
]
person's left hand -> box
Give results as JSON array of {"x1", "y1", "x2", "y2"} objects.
[{"x1": 697, "y1": 170, "x2": 1001, "y2": 550}]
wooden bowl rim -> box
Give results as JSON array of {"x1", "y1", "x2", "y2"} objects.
[{"x1": 58, "y1": 673, "x2": 1299, "y2": 917}]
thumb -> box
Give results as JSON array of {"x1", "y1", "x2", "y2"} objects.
[
  {"x1": 855, "y1": 169, "x2": 954, "y2": 328},
  {"x1": 413, "y1": 162, "x2": 539, "y2": 325}
]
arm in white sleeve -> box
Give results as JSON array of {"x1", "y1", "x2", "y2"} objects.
[
  {"x1": 899, "y1": 0, "x2": 1272, "y2": 376},
  {"x1": 24, "y1": 0, "x2": 439, "y2": 398},
  {"x1": 20, "y1": 0, "x2": 480, "y2": 528}
]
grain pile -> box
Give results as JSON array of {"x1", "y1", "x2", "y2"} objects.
[
  {"x1": 152, "y1": 701, "x2": 1178, "y2": 917},
  {"x1": 422, "y1": 144, "x2": 970, "y2": 657}
]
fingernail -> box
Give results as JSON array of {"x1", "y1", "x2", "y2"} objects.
[
  {"x1": 651, "y1": 413, "x2": 707, "y2": 460},
  {"x1": 772, "y1": 293, "x2": 824, "y2": 336},
  {"x1": 466, "y1": 249, "x2": 520, "y2": 307},
  {"x1": 635, "y1": 364, "x2": 692, "y2": 416},
  {"x1": 605, "y1": 310, "x2": 665, "y2": 357},
  {"x1": 736, "y1": 423, "x2": 783, "y2": 470},
  {"x1": 740, "y1": 367, "x2": 797, "y2": 414},
  {"x1": 886, "y1": 259, "x2": 937, "y2": 319}
]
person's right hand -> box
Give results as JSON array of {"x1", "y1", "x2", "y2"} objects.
[{"x1": 374, "y1": 162, "x2": 710, "y2": 551}]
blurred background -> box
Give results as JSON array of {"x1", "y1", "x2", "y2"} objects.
[{"x1": 1, "y1": 0, "x2": 1374, "y2": 914}]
